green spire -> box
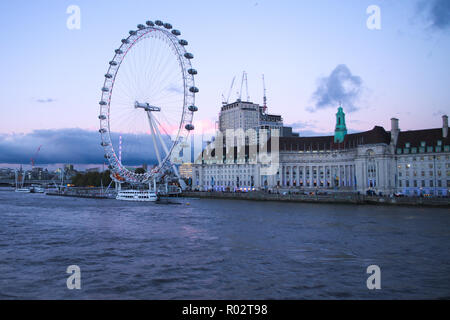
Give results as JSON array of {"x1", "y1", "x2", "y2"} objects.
[{"x1": 334, "y1": 105, "x2": 347, "y2": 143}]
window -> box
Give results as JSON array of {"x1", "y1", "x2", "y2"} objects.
[
  {"x1": 421, "y1": 141, "x2": 426, "y2": 147},
  {"x1": 421, "y1": 180, "x2": 425, "y2": 187},
  {"x1": 399, "y1": 180, "x2": 402, "y2": 187},
  {"x1": 406, "y1": 180, "x2": 410, "y2": 187},
  {"x1": 406, "y1": 143, "x2": 411, "y2": 148},
  {"x1": 430, "y1": 180, "x2": 433, "y2": 187},
  {"x1": 438, "y1": 180, "x2": 442, "y2": 187},
  {"x1": 414, "y1": 180, "x2": 417, "y2": 187}
]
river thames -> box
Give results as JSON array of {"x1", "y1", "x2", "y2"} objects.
[{"x1": 0, "y1": 189, "x2": 449, "y2": 299}]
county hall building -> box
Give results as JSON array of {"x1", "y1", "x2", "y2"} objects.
[{"x1": 192, "y1": 100, "x2": 449, "y2": 196}]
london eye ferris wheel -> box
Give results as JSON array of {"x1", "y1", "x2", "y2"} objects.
[{"x1": 98, "y1": 20, "x2": 198, "y2": 184}]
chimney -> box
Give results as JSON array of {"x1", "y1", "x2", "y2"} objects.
[
  {"x1": 443, "y1": 115, "x2": 448, "y2": 138},
  {"x1": 390, "y1": 118, "x2": 400, "y2": 146}
]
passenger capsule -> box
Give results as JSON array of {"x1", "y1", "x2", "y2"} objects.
[
  {"x1": 188, "y1": 68, "x2": 197, "y2": 75},
  {"x1": 188, "y1": 105, "x2": 198, "y2": 112},
  {"x1": 99, "y1": 101, "x2": 107, "y2": 105},
  {"x1": 109, "y1": 61, "x2": 118, "y2": 66},
  {"x1": 101, "y1": 142, "x2": 109, "y2": 147},
  {"x1": 163, "y1": 23, "x2": 172, "y2": 29},
  {"x1": 129, "y1": 30, "x2": 137, "y2": 35},
  {"x1": 179, "y1": 39, "x2": 188, "y2": 46},
  {"x1": 99, "y1": 128, "x2": 107, "y2": 134},
  {"x1": 137, "y1": 24, "x2": 145, "y2": 29},
  {"x1": 155, "y1": 20, "x2": 163, "y2": 26},
  {"x1": 105, "y1": 74, "x2": 112, "y2": 79},
  {"x1": 146, "y1": 20, "x2": 154, "y2": 26},
  {"x1": 115, "y1": 49, "x2": 123, "y2": 54},
  {"x1": 104, "y1": 154, "x2": 109, "y2": 159},
  {"x1": 184, "y1": 52, "x2": 194, "y2": 59},
  {"x1": 121, "y1": 39, "x2": 129, "y2": 44},
  {"x1": 185, "y1": 124, "x2": 195, "y2": 131},
  {"x1": 98, "y1": 115, "x2": 106, "y2": 120},
  {"x1": 189, "y1": 86, "x2": 199, "y2": 93},
  {"x1": 171, "y1": 29, "x2": 181, "y2": 36},
  {"x1": 101, "y1": 87, "x2": 109, "y2": 92}
]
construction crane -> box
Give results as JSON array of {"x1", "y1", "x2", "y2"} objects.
[
  {"x1": 262, "y1": 74, "x2": 267, "y2": 113},
  {"x1": 239, "y1": 71, "x2": 250, "y2": 102},
  {"x1": 30, "y1": 145, "x2": 42, "y2": 168},
  {"x1": 222, "y1": 76, "x2": 236, "y2": 105}
]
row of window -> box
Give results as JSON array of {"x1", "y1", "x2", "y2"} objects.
[
  {"x1": 399, "y1": 170, "x2": 450, "y2": 177},
  {"x1": 398, "y1": 180, "x2": 450, "y2": 188},
  {"x1": 397, "y1": 145, "x2": 450, "y2": 154},
  {"x1": 398, "y1": 155, "x2": 449, "y2": 161}
]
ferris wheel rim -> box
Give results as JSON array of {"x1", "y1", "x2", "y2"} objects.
[{"x1": 98, "y1": 22, "x2": 197, "y2": 184}]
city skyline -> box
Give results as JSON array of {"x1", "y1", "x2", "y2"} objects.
[{"x1": 0, "y1": 0, "x2": 449, "y2": 165}]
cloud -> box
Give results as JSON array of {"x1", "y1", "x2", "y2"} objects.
[
  {"x1": 36, "y1": 98, "x2": 56, "y2": 103},
  {"x1": 418, "y1": 0, "x2": 450, "y2": 31},
  {"x1": 287, "y1": 120, "x2": 317, "y2": 130},
  {"x1": 0, "y1": 128, "x2": 172, "y2": 165},
  {"x1": 310, "y1": 64, "x2": 363, "y2": 113},
  {"x1": 287, "y1": 121, "x2": 332, "y2": 137}
]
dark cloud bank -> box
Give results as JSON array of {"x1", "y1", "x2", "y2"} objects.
[{"x1": 0, "y1": 128, "x2": 163, "y2": 165}]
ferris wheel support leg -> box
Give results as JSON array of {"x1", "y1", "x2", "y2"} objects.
[
  {"x1": 147, "y1": 111, "x2": 162, "y2": 165},
  {"x1": 151, "y1": 115, "x2": 182, "y2": 179}
]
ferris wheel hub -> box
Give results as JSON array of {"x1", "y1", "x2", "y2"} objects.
[{"x1": 134, "y1": 101, "x2": 161, "y2": 112}]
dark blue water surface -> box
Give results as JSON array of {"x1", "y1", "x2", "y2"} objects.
[{"x1": 0, "y1": 189, "x2": 449, "y2": 299}]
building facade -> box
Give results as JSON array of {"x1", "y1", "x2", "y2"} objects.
[{"x1": 193, "y1": 104, "x2": 449, "y2": 196}]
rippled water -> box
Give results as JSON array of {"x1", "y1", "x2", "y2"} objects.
[{"x1": 0, "y1": 189, "x2": 449, "y2": 299}]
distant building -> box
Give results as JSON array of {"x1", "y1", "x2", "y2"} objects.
[
  {"x1": 179, "y1": 162, "x2": 193, "y2": 179},
  {"x1": 219, "y1": 99, "x2": 295, "y2": 137},
  {"x1": 190, "y1": 134, "x2": 195, "y2": 163}
]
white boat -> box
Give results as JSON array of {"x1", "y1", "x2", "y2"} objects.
[
  {"x1": 31, "y1": 186, "x2": 45, "y2": 193},
  {"x1": 15, "y1": 188, "x2": 31, "y2": 193},
  {"x1": 116, "y1": 189, "x2": 158, "y2": 202}
]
